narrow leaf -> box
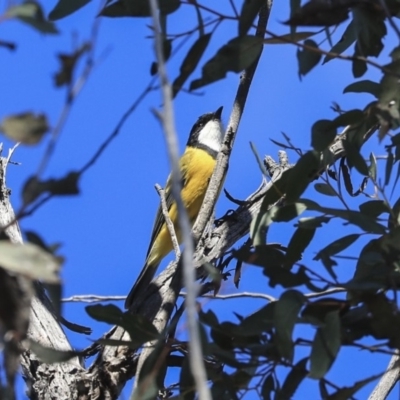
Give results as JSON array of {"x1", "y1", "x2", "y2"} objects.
[
  {"x1": 314, "y1": 183, "x2": 337, "y2": 196},
  {"x1": 274, "y1": 290, "x2": 305, "y2": 361},
  {"x1": 191, "y1": 35, "x2": 263, "y2": 89},
  {"x1": 238, "y1": 0, "x2": 264, "y2": 36},
  {"x1": 48, "y1": 0, "x2": 91, "y2": 20},
  {"x1": 343, "y1": 80, "x2": 380, "y2": 98},
  {"x1": 275, "y1": 357, "x2": 308, "y2": 400},
  {"x1": 297, "y1": 39, "x2": 321, "y2": 78},
  {"x1": 309, "y1": 311, "x2": 341, "y2": 379},
  {"x1": 0, "y1": 242, "x2": 60, "y2": 283}
]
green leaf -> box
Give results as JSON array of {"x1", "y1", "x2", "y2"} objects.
[
  {"x1": 352, "y1": 56, "x2": 367, "y2": 78},
  {"x1": 238, "y1": 0, "x2": 264, "y2": 36},
  {"x1": 342, "y1": 139, "x2": 369, "y2": 176},
  {"x1": 297, "y1": 39, "x2": 321, "y2": 78},
  {"x1": 311, "y1": 119, "x2": 336, "y2": 151},
  {"x1": 172, "y1": 33, "x2": 212, "y2": 97},
  {"x1": 259, "y1": 170, "x2": 291, "y2": 211},
  {"x1": 363, "y1": 293, "x2": 400, "y2": 349},
  {"x1": 284, "y1": 227, "x2": 316, "y2": 269},
  {"x1": 48, "y1": 0, "x2": 91, "y2": 20},
  {"x1": 269, "y1": 203, "x2": 308, "y2": 222},
  {"x1": 250, "y1": 210, "x2": 269, "y2": 246},
  {"x1": 309, "y1": 311, "x2": 341, "y2": 379},
  {"x1": 352, "y1": 6, "x2": 386, "y2": 58},
  {"x1": 286, "y1": 151, "x2": 321, "y2": 202},
  {"x1": 343, "y1": 80, "x2": 380, "y2": 98},
  {"x1": 300, "y1": 199, "x2": 387, "y2": 234},
  {"x1": 376, "y1": 57, "x2": 400, "y2": 140},
  {"x1": 289, "y1": 0, "x2": 301, "y2": 35},
  {"x1": 86, "y1": 304, "x2": 159, "y2": 347},
  {"x1": 275, "y1": 357, "x2": 308, "y2": 400},
  {"x1": 367, "y1": 154, "x2": 377, "y2": 183},
  {"x1": 315, "y1": 234, "x2": 360, "y2": 261},
  {"x1": 264, "y1": 31, "x2": 317, "y2": 44},
  {"x1": 1, "y1": 112, "x2": 49, "y2": 144},
  {"x1": 22, "y1": 172, "x2": 81, "y2": 205},
  {"x1": 239, "y1": 303, "x2": 275, "y2": 335},
  {"x1": 274, "y1": 290, "x2": 305, "y2": 361},
  {"x1": 314, "y1": 183, "x2": 337, "y2": 196},
  {"x1": 350, "y1": 239, "x2": 386, "y2": 285},
  {"x1": 6, "y1": 1, "x2": 58, "y2": 34},
  {"x1": 323, "y1": 20, "x2": 356, "y2": 64},
  {"x1": 29, "y1": 340, "x2": 79, "y2": 363},
  {"x1": 0, "y1": 242, "x2": 61, "y2": 283},
  {"x1": 359, "y1": 200, "x2": 389, "y2": 218},
  {"x1": 285, "y1": 1, "x2": 349, "y2": 26},
  {"x1": 199, "y1": 309, "x2": 219, "y2": 327},
  {"x1": 100, "y1": 0, "x2": 180, "y2": 17},
  {"x1": 190, "y1": 35, "x2": 263, "y2": 90},
  {"x1": 134, "y1": 338, "x2": 164, "y2": 400},
  {"x1": 235, "y1": 248, "x2": 314, "y2": 289},
  {"x1": 236, "y1": 245, "x2": 285, "y2": 269},
  {"x1": 385, "y1": 150, "x2": 394, "y2": 186},
  {"x1": 261, "y1": 375, "x2": 275, "y2": 400},
  {"x1": 251, "y1": 203, "x2": 307, "y2": 247},
  {"x1": 331, "y1": 109, "x2": 364, "y2": 128}
]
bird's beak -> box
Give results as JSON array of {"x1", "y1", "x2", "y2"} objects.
[{"x1": 214, "y1": 106, "x2": 223, "y2": 120}]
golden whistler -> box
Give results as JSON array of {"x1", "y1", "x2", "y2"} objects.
[{"x1": 125, "y1": 106, "x2": 224, "y2": 309}]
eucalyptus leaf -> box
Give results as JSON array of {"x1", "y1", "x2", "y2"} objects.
[
  {"x1": 274, "y1": 290, "x2": 305, "y2": 361},
  {"x1": 297, "y1": 39, "x2": 321, "y2": 78},
  {"x1": 309, "y1": 311, "x2": 341, "y2": 379},
  {"x1": 191, "y1": 35, "x2": 263, "y2": 90},
  {"x1": 48, "y1": 0, "x2": 91, "y2": 20},
  {"x1": 238, "y1": 0, "x2": 264, "y2": 36},
  {"x1": 0, "y1": 242, "x2": 61, "y2": 283}
]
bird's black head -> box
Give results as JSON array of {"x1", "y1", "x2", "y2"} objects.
[{"x1": 187, "y1": 107, "x2": 224, "y2": 154}]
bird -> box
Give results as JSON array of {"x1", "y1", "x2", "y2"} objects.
[{"x1": 125, "y1": 106, "x2": 224, "y2": 309}]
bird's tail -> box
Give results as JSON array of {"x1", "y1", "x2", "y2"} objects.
[{"x1": 124, "y1": 261, "x2": 159, "y2": 309}]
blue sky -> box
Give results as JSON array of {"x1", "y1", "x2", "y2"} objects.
[{"x1": 1, "y1": 0, "x2": 399, "y2": 398}]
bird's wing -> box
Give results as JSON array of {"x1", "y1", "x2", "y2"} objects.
[{"x1": 146, "y1": 162, "x2": 188, "y2": 257}]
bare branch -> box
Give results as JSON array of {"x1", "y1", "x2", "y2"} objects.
[
  {"x1": 155, "y1": 184, "x2": 181, "y2": 260},
  {"x1": 368, "y1": 354, "x2": 400, "y2": 400},
  {"x1": 144, "y1": 1, "x2": 210, "y2": 398}
]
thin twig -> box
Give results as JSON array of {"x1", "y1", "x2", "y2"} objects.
[
  {"x1": 147, "y1": 1, "x2": 211, "y2": 399},
  {"x1": 79, "y1": 79, "x2": 157, "y2": 175},
  {"x1": 265, "y1": 28, "x2": 398, "y2": 77},
  {"x1": 36, "y1": 20, "x2": 101, "y2": 178},
  {"x1": 5, "y1": 142, "x2": 19, "y2": 171},
  {"x1": 155, "y1": 183, "x2": 181, "y2": 259},
  {"x1": 62, "y1": 295, "x2": 125, "y2": 303},
  {"x1": 192, "y1": 1, "x2": 272, "y2": 242},
  {"x1": 188, "y1": 291, "x2": 277, "y2": 302},
  {"x1": 304, "y1": 287, "x2": 346, "y2": 298},
  {"x1": 228, "y1": 0, "x2": 239, "y2": 17}
]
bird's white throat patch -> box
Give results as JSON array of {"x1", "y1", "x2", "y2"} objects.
[{"x1": 197, "y1": 120, "x2": 223, "y2": 152}]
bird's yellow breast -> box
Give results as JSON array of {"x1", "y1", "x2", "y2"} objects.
[
  {"x1": 179, "y1": 146, "x2": 217, "y2": 220},
  {"x1": 147, "y1": 146, "x2": 217, "y2": 266}
]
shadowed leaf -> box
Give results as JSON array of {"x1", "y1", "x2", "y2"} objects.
[
  {"x1": 297, "y1": 39, "x2": 321, "y2": 78},
  {"x1": 238, "y1": 0, "x2": 264, "y2": 36},
  {"x1": 309, "y1": 311, "x2": 341, "y2": 379},
  {"x1": 274, "y1": 290, "x2": 305, "y2": 361},
  {"x1": 190, "y1": 35, "x2": 263, "y2": 89},
  {"x1": 0, "y1": 113, "x2": 49, "y2": 144},
  {"x1": 48, "y1": 0, "x2": 91, "y2": 20}
]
